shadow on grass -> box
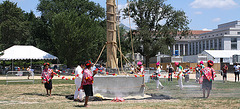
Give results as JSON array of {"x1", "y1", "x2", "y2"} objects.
[
  {"x1": 21, "y1": 93, "x2": 46, "y2": 97},
  {"x1": 21, "y1": 93, "x2": 74, "y2": 98},
  {"x1": 73, "y1": 105, "x2": 85, "y2": 107}
]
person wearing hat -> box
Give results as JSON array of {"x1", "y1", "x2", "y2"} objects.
[
  {"x1": 41, "y1": 62, "x2": 54, "y2": 96},
  {"x1": 201, "y1": 60, "x2": 216, "y2": 98},
  {"x1": 79, "y1": 60, "x2": 97, "y2": 107},
  {"x1": 74, "y1": 62, "x2": 85, "y2": 102},
  {"x1": 175, "y1": 62, "x2": 183, "y2": 90},
  {"x1": 155, "y1": 62, "x2": 164, "y2": 89},
  {"x1": 136, "y1": 61, "x2": 144, "y2": 74}
]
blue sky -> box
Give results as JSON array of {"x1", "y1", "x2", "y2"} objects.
[{"x1": 3, "y1": 0, "x2": 240, "y2": 30}]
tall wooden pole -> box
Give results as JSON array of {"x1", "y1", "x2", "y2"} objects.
[{"x1": 106, "y1": 0, "x2": 118, "y2": 68}]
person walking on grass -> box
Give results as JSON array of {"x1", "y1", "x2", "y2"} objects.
[
  {"x1": 201, "y1": 60, "x2": 216, "y2": 98},
  {"x1": 74, "y1": 62, "x2": 85, "y2": 102},
  {"x1": 79, "y1": 60, "x2": 97, "y2": 107},
  {"x1": 175, "y1": 62, "x2": 183, "y2": 90},
  {"x1": 155, "y1": 62, "x2": 164, "y2": 89},
  {"x1": 222, "y1": 64, "x2": 228, "y2": 82},
  {"x1": 41, "y1": 63, "x2": 54, "y2": 96}
]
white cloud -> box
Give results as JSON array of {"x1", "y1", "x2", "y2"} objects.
[
  {"x1": 194, "y1": 11, "x2": 203, "y2": 15},
  {"x1": 212, "y1": 18, "x2": 221, "y2": 22},
  {"x1": 202, "y1": 28, "x2": 212, "y2": 31},
  {"x1": 190, "y1": 0, "x2": 238, "y2": 9}
]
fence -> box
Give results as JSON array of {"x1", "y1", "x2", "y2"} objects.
[{"x1": 6, "y1": 71, "x2": 34, "y2": 84}]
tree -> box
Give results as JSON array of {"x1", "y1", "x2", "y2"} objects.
[
  {"x1": 123, "y1": 0, "x2": 190, "y2": 67},
  {"x1": 0, "y1": 1, "x2": 31, "y2": 49},
  {"x1": 37, "y1": 0, "x2": 106, "y2": 67},
  {"x1": 51, "y1": 11, "x2": 106, "y2": 67}
]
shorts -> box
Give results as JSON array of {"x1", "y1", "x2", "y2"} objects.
[
  {"x1": 202, "y1": 79, "x2": 212, "y2": 90},
  {"x1": 223, "y1": 73, "x2": 227, "y2": 78},
  {"x1": 44, "y1": 81, "x2": 52, "y2": 90},
  {"x1": 83, "y1": 85, "x2": 93, "y2": 96}
]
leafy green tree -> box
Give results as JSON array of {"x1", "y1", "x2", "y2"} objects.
[
  {"x1": 123, "y1": 0, "x2": 190, "y2": 67},
  {"x1": 0, "y1": 1, "x2": 31, "y2": 49},
  {"x1": 37, "y1": 0, "x2": 106, "y2": 67},
  {"x1": 51, "y1": 11, "x2": 106, "y2": 67}
]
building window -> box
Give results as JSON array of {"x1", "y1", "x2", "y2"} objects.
[
  {"x1": 206, "y1": 41, "x2": 209, "y2": 50},
  {"x1": 216, "y1": 34, "x2": 218, "y2": 36},
  {"x1": 214, "y1": 39, "x2": 217, "y2": 49},
  {"x1": 219, "y1": 39, "x2": 222, "y2": 50},
  {"x1": 193, "y1": 43, "x2": 195, "y2": 55},
  {"x1": 238, "y1": 32, "x2": 240, "y2": 35},
  {"x1": 210, "y1": 40, "x2": 212, "y2": 49},
  {"x1": 231, "y1": 38, "x2": 237, "y2": 50},
  {"x1": 231, "y1": 44, "x2": 237, "y2": 50},
  {"x1": 199, "y1": 42, "x2": 202, "y2": 52},
  {"x1": 203, "y1": 42, "x2": 205, "y2": 50}
]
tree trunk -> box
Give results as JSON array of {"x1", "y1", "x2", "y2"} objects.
[{"x1": 145, "y1": 56, "x2": 150, "y2": 68}]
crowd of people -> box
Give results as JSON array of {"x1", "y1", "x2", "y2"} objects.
[{"x1": 40, "y1": 59, "x2": 240, "y2": 107}]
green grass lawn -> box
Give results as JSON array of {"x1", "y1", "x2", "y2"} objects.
[{"x1": 0, "y1": 78, "x2": 240, "y2": 109}]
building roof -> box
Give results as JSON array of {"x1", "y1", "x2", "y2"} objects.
[
  {"x1": 191, "y1": 30, "x2": 212, "y2": 35},
  {"x1": 201, "y1": 50, "x2": 240, "y2": 58},
  {"x1": 0, "y1": 45, "x2": 58, "y2": 60}
]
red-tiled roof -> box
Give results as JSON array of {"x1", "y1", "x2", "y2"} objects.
[{"x1": 190, "y1": 30, "x2": 212, "y2": 35}]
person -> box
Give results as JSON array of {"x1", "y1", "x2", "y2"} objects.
[
  {"x1": 168, "y1": 64, "x2": 174, "y2": 81},
  {"x1": 234, "y1": 63, "x2": 239, "y2": 82},
  {"x1": 74, "y1": 62, "x2": 85, "y2": 102},
  {"x1": 183, "y1": 65, "x2": 190, "y2": 82},
  {"x1": 155, "y1": 62, "x2": 164, "y2": 89},
  {"x1": 79, "y1": 60, "x2": 97, "y2": 107},
  {"x1": 222, "y1": 64, "x2": 228, "y2": 82},
  {"x1": 175, "y1": 62, "x2": 183, "y2": 90},
  {"x1": 41, "y1": 63, "x2": 54, "y2": 96},
  {"x1": 130, "y1": 65, "x2": 135, "y2": 74},
  {"x1": 136, "y1": 61, "x2": 144, "y2": 74},
  {"x1": 195, "y1": 64, "x2": 201, "y2": 83},
  {"x1": 27, "y1": 66, "x2": 34, "y2": 79},
  {"x1": 98, "y1": 64, "x2": 105, "y2": 74},
  {"x1": 199, "y1": 61, "x2": 205, "y2": 89},
  {"x1": 200, "y1": 60, "x2": 216, "y2": 98}
]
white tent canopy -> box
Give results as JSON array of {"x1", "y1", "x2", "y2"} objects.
[{"x1": 0, "y1": 45, "x2": 58, "y2": 60}]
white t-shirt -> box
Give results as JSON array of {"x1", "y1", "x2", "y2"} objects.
[
  {"x1": 75, "y1": 65, "x2": 83, "y2": 84},
  {"x1": 234, "y1": 65, "x2": 239, "y2": 71}
]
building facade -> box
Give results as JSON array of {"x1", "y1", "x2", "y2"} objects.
[{"x1": 172, "y1": 20, "x2": 240, "y2": 56}]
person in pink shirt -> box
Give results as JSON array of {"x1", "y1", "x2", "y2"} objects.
[
  {"x1": 201, "y1": 60, "x2": 216, "y2": 98},
  {"x1": 80, "y1": 60, "x2": 97, "y2": 107},
  {"x1": 136, "y1": 61, "x2": 144, "y2": 74},
  {"x1": 41, "y1": 63, "x2": 54, "y2": 96}
]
